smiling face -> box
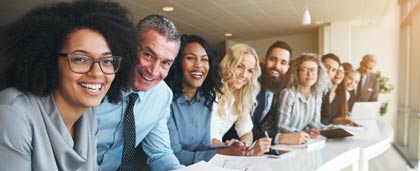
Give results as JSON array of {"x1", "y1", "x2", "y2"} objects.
[
  {"x1": 298, "y1": 61, "x2": 319, "y2": 88},
  {"x1": 133, "y1": 30, "x2": 179, "y2": 91},
  {"x1": 359, "y1": 59, "x2": 376, "y2": 76},
  {"x1": 323, "y1": 58, "x2": 340, "y2": 79},
  {"x1": 345, "y1": 72, "x2": 360, "y2": 91},
  {"x1": 332, "y1": 65, "x2": 345, "y2": 85},
  {"x1": 181, "y1": 42, "x2": 209, "y2": 91},
  {"x1": 55, "y1": 29, "x2": 115, "y2": 110},
  {"x1": 263, "y1": 47, "x2": 290, "y2": 79},
  {"x1": 232, "y1": 53, "x2": 257, "y2": 90}
]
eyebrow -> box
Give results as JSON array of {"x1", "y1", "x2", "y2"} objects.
[
  {"x1": 142, "y1": 46, "x2": 157, "y2": 57},
  {"x1": 73, "y1": 50, "x2": 112, "y2": 56}
]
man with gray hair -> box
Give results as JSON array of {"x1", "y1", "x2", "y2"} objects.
[
  {"x1": 354, "y1": 54, "x2": 379, "y2": 102},
  {"x1": 96, "y1": 15, "x2": 183, "y2": 171}
]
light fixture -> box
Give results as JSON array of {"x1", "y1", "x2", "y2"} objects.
[
  {"x1": 162, "y1": 6, "x2": 174, "y2": 12},
  {"x1": 224, "y1": 33, "x2": 233, "y2": 37},
  {"x1": 302, "y1": 7, "x2": 311, "y2": 25}
]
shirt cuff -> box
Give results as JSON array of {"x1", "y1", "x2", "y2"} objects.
[{"x1": 274, "y1": 133, "x2": 281, "y2": 144}]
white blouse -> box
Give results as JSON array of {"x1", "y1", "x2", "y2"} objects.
[{"x1": 210, "y1": 102, "x2": 253, "y2": 141}]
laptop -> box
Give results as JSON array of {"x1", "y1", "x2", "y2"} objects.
[{"x1": 350, "y1": 102, "x2": 381, "y2": 120}]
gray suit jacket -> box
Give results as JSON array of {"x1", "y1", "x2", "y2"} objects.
[{"x1": 356, "y1": 73, "x2": 379, "y2": 102}]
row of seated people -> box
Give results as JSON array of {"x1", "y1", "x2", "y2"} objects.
[
  {"x1": 165, "y1": 34, "x2": 380, "y2": 166},
  {"x1": 0, "y1": 1, "x2": 380, "y2": 170}
]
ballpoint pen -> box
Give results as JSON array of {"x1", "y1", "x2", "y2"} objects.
[{"x1": 265, "y1": 131, "x2": 270, "y2": 138}]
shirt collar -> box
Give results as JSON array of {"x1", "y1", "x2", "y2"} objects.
[
  {"x1": 123, "y1": 89, "x2": 145, "y2": 101},
  {"x1": 176, "y1": 91, "x2": 203, "y2": 104}
]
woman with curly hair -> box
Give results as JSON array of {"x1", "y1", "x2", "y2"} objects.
[
  {"x1": 275, "y1": 54, "x2": 326, "y2": 145},
  {"x1": 210, "y1": 43, "x2": 271, "y2": 156},
  {"x1": 165, "y1": 34, "x2": 226, "y2": 165},
  {"x1": 0, "y1": 1, "x2": 137, "y2": 170}
]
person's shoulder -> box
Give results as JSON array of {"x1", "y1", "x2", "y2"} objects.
[
  {"x1": 143, "y1": 81, "x2": 173, "y2": 103},
  {"x1": 281, "y1": 88, "x2": 296, "y2": 97},
  {"x1": 0, "y1": 87, "x2": 24, "y2": 104},
  {"x1": 149, "y1": 81, "x2": 172, "y2": 95},
  {"x1": 0, "y1": 87, "x2": 40, "y2": 109},
  {"x1": 0, "y1": 88, "x2": 37, "y2": 126}
]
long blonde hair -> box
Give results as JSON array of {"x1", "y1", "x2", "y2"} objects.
[{"x1": 218, "y1": 43, "x2": 261, "y2": 120}]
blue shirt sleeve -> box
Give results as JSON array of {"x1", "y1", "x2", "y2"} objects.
[{"x1": 142, "y1": 107, "x2": 184, "y2": 171}]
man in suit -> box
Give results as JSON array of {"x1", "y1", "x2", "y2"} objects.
[
  {"x1": 253, "y1": 41, "x2": 291, "y2": 141},
  {"x1": 355, "y1": 54, "x2": 379, "y2": 102}
]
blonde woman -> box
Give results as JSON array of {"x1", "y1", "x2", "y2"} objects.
[
  {"x1": 346, "y1": 70, "x2": 361, "y2": 111},
  {"x1": 211, "y1": 44, "x2": 271, "y2": 156}
]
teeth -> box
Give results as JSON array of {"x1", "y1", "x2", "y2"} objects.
[
  {"x1": 80, "y1": 83, "x2": 102, "y2": 91},
  {"x1": 270, "y1": 70, "x2": 280, "y2": 76},
  {"x1": 191, "y1": 72, "x2": 203, "y2": 76},
  {"x1": 140, "y1": 72, "x2": 154, "y2": 81}
]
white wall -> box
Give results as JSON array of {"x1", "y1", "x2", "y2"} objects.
[
  {"x1": 226, "y1": 31, "x2": 318, "y2": 60},
  {"x1": 351, "y1": 5, "x2": 400, "y2": 129},
  {"x1": 322, "y1": 5, "x2": 400, "y2": 129}
]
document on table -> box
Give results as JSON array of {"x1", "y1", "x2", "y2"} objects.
[
  {"x1": 174, "y1": 161, "x2": 241, "y2": 171},
  {"x1": 209, "y1": 154, "x2": 272, "y2": 171}
]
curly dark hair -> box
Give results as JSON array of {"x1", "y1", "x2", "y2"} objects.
[
  {"x1": 1, "y1": 0, "x2": 138, "y2": 103},
  {"x1": 165, "y1": 34, "x2": 222, "y2": 109}
]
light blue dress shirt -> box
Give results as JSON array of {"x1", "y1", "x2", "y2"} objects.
[
  {"x1": 167, "y1": 92, "x2": 217, "y2": 166},
  {"x1": 96, "y1": 81, "x2": 183, "y2": 171}
]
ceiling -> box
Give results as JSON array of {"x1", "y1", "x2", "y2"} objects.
[{"x1": 0, "y1": 0, "x2": 394, "y2": 48}]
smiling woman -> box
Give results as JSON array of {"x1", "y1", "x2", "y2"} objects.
[
  {"x1": 210, "y1": 43, "x2": 273, "y2": 156},
  {"x1": 0, "y1": 1, "x2": 137, "y2": 170}
]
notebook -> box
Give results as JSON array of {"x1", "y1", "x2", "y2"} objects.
[
  {"x1": 350, "y1": 102, "x2": 381, "y2": 120},
  {"x1": 320, "y1": 128, "x2": 353, "y2": 139}
]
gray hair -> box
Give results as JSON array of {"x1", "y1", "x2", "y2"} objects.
[
  {"x1": 362, "y1": 54, "x2": 376, "y2": 64},
  {"x1": 137, "y1": 14, "x2": 180, "y2": 46}
]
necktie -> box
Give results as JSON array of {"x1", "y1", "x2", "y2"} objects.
[
  {"x1": 356, "y1": 77, "x2": 363, "y2": 98},
  {"x1": 120, "y1": 93, "x2": 138, "y2": 171}
]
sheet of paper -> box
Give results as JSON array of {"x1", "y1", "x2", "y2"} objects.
[
  {"x1": 209, "y1": 154, "x2": 272, "y2": 171},
  {"x1": 175, "y1": 161, "x2": 241, "y2": 171}
]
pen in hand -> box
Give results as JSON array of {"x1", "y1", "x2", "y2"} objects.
[
  {"x1": 265, "y1": 131, "x2": 270, "y2": 138},
  {"x1": 246, "y1": 140, "x2": 257, "y2": 152}
]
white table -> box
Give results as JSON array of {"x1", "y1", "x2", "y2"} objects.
[{"x1": 269, "y1": 119, "x2": 393, "y2": 171}]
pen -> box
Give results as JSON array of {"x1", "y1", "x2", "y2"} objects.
[
  {"x1": 247, "y1": 140, "x2": 257, "y2": 151},
  {"x1": 265, "y1": 131, "x2": 270, "y2": 138}
]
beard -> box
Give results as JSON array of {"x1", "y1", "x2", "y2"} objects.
[{"x1": 260, "y1": 66, "x2": 284, "y2": 91}]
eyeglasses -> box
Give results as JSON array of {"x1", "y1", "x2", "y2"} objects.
[
  {"x1": 298, "y1": 67, "x2": 318, "y2": 74},
  {"x1": 59, "y1": 52, "x2": 122, "y2": 75}
]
